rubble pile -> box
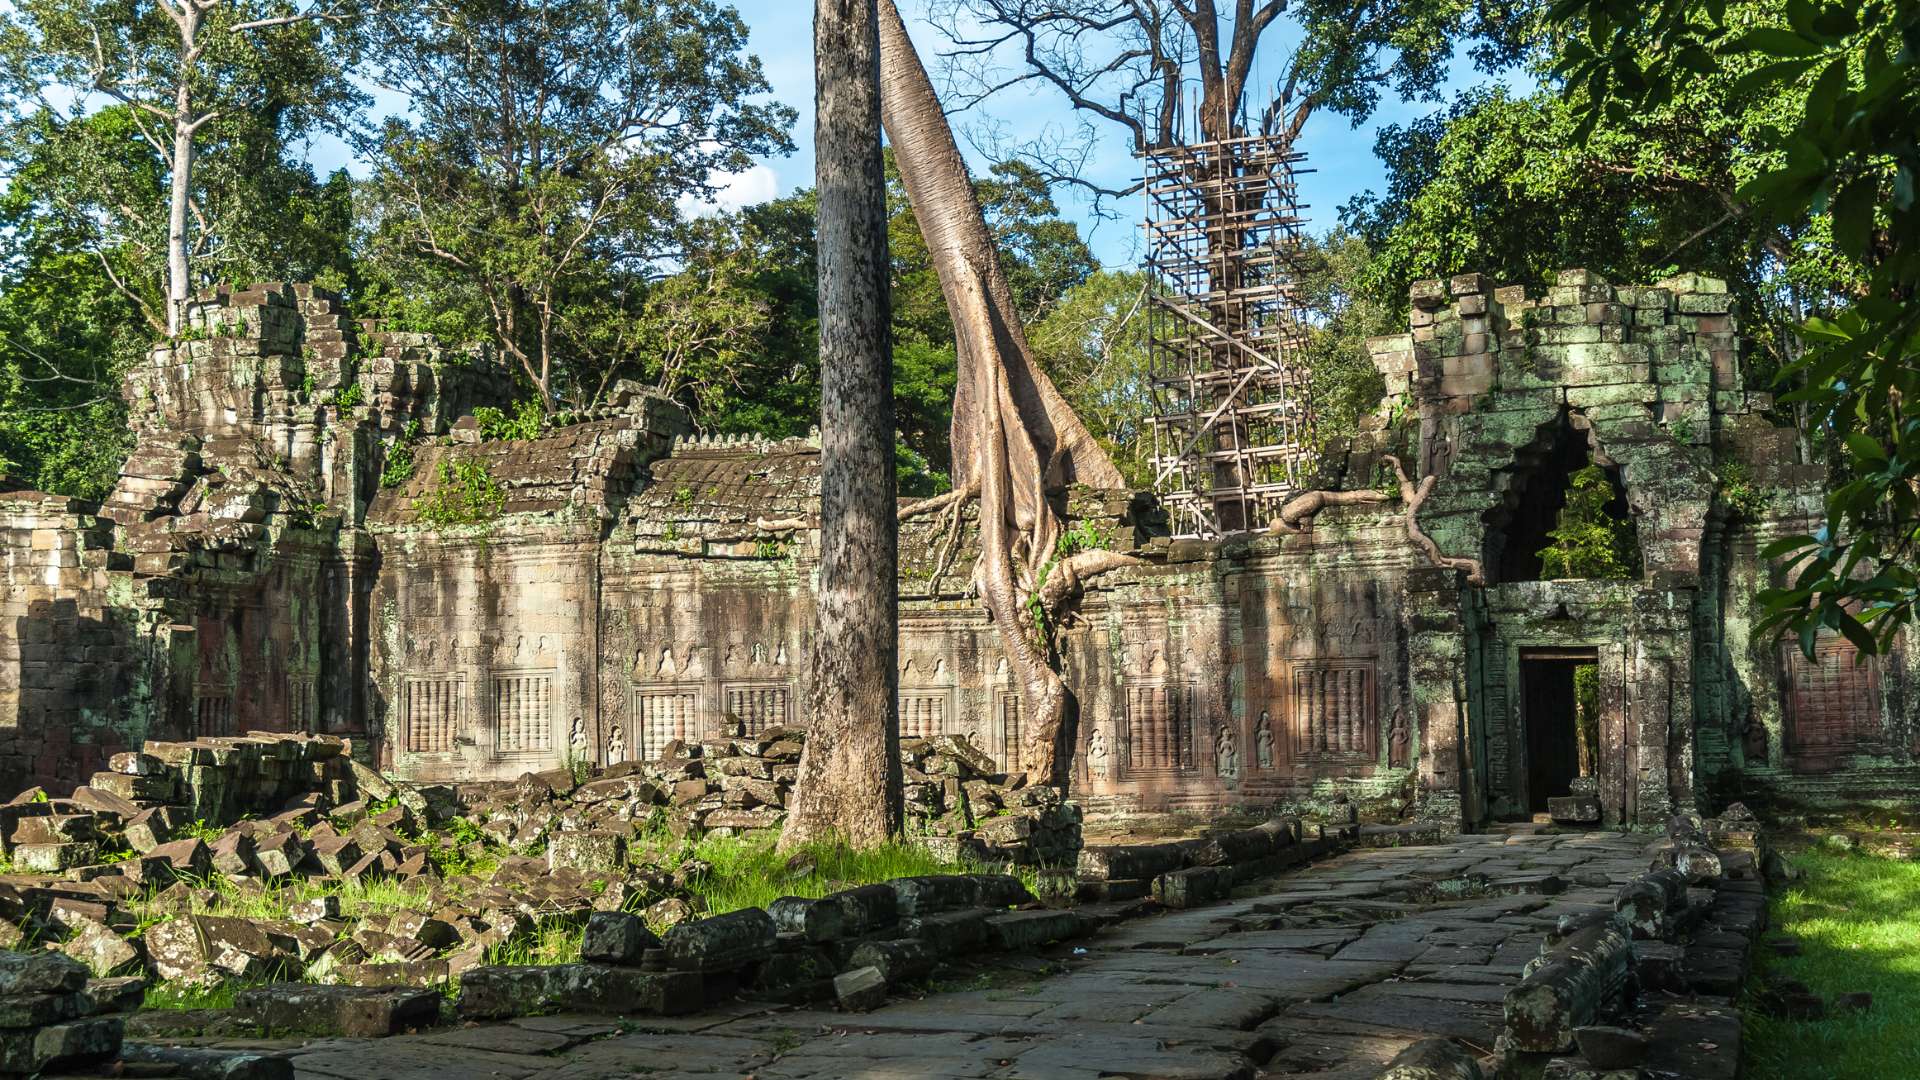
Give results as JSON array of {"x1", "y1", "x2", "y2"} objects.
[{"x1": 0, "y1": 728, "x2": 1097, "y2": 1004}]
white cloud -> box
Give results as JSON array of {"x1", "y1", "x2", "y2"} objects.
[{"x1": 679, "y1": 163, "x2": 782, "y2": 218}]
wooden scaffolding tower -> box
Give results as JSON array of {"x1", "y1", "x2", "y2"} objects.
[{"x1": 1144, "y1": 133, "x2": 1314, "y2": 539}]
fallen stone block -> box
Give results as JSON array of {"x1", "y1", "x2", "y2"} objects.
[
  {"x1": 79, "y1": 976, "x2": 148, "y2": 1015},
  {"x1": 147, "y1": 837, "x2": 213, "y2": 878},
  {"x1": 1505, "y1": 921, "x2": 1632, "y2": 1052},
  {"x1": 984, "y1": 909, "x2": 1085, "y2": 950},
  {"x1": 10, "y1": 813, "x2": 100, "y2": 846},
  {"x1": 236, "y1": 983, "x2": 441, "y2": 1037},
  {"x1": 0, "y1": 1016, "x2": 122, "y2": 1075},
  {"x1": 455, "y1": 963, "x2": 701, "y2": 1019},
  {"x1": 0, "y1": 950, "x2": 88, "y2": 995},
  {"x1": 61, "y1": 918, "x2": 143, "y2": 976},
  {"x1": 13, "y1": 841, "x2": 98, "y2": 873},
  {"x1": 1152, "y1": 865, "x2": 1234, "y2": 909},
  {"x1": 1076, "y1": 842, "x2": 1187, "y2": 881},
  {"x1": 833, "y1": 965, "x2": 888, "y2": 1012},
  {"x1": 769, "y1": 884, "x2": 898, "y2": 943},
  {"x1": 1613, "y1": 869, "x2": 1686, "y2": 939},
  {"x1": 662, "y1": 908, "x2": 776, "y2": 973},
  {"x1": 888, "y1": 875, "x2": 979, "y2": 916},
  {"x1": 901, "y1": 907, "x2": 991, "y2": 954},
  {"x1": 1574, "y1": 1025, "x2": 1649, "y2": 1069},
  {"x1": 548, "y1": 830, "x2": 627, "y2": 872},
  {"x1": 581, "y1": 911, "x2": 658, "y2": 965},
  {"x1": 845, "y1": 938, "x2": 936, "y2": 983}
]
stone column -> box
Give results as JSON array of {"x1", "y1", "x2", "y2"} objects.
[{"x1": 1406, "y1": 567, "x2": 1470, "y2": 826}]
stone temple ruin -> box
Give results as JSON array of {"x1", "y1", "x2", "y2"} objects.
[{"x1": 2, "y1": 271, "x2": 1913, "y2": 828}]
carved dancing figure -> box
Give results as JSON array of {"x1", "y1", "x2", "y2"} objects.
[
  {"x1": 1388, "y1": 708, "x2": 1410, "y2": 769},
  {"x1": 1087, "y1": 726, "x2": 1111, "y2": 779},
  {"x1": 1215, "y1": 723, "x2": 1239, "y2": 779},
  {"x1": 607, "y1": 724, "x2": 627, "y2": 764},
  {"x1": 1255, "y1": 710, "x2": 1274, "y2": 770}
]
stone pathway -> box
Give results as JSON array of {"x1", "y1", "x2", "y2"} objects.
[{"x1": 161, "y1": 832, "x2": 1661, "y2": 1080}]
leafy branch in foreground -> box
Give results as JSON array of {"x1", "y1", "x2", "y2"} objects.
[{"x1": 1553, "y1": 0, "x2": 1918, "y2": 654}]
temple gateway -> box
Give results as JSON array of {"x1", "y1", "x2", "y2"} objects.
[{"x1": 2, "y1": 270, "x2": 1910, "y2": 827}]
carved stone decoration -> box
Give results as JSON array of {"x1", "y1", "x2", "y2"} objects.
[
  {"x1": 1388, "y1": 707, "x2": 1409, "y2": 769},
  {"x1": 1255, "y1": 711, "x2": 1274, "y2": 770},
  {"x1": 607, "y1": 723, "x2": 626, "y2": 764},
  {"x1": 1087, "y1": 726, "x2": 1112, "y2": 779},
  {"x1": 569, "y1": 715, "x2": 587, "y2": 756},
  {"x1": 1215, "y1": 723, "x2": 1239, "y2": 779}
]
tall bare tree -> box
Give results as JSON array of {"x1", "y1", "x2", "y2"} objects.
[
  {"x1": 780, "y1": 0, "x2": 903, "y2": 850},
  {"x1": 927, "y1": 0, "x2": 1495, "y2": 206}
]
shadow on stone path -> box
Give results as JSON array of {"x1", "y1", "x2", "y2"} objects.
[{"x1": 174, "y1": 832, "x2": 1657, "y2": 1080}]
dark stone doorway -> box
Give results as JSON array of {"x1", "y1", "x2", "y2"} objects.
[{"x1": 1520, "y1": 648, "x2": 1599, "y2": 814}]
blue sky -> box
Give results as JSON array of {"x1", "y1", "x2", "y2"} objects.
[{"x1": 306, "y1": 1, "x2": 1523, "y2": 269}]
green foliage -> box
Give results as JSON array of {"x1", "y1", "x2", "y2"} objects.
[
  {"x1": 1028, "y1": 270, "x2": 1155, "y2": 487},
  {"x1": 415, "y1": 458, "x2": 506, "y2": 527},
  {"x1": 1537, "y1": 466, "x2": 1641, "y2": 580},
  {"x1": 379, "y1": 421, "x2": 424, "y2": 490},
  {"x1": 329, "y1": 381, "x2": 364, "y2": 412},
  {"x1": 1293, "y1": 230, "x2": 1396, "y2": 443},
  {"x1": 1056, "y1": 519, "x2": 1109, "y2": 558},
  {"x1": 473, "y1": 400, "x2": 545, "y2": 442},
  {"x1": 1549, "y1": 0, "x2": 1919, "y2": 656},
  {"x1": 895, "y1": 443, "x2": 950, "y2": 499},
  {"x1": 1744, "y1": 851, "x2": 1920, "y2": 1079},
  {"x1": 1719, "y1": 462, "x2": 1771, "y2": 520},
  {"x1": 358, "y1": 0, "x2": 794, "y2": 406},
  {"x1": 176, "y1": 819, "x2": 225, "y2": 844}
]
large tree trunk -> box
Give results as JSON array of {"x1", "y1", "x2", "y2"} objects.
[
  {"x1": 781, "y1": 0, "x2": 903, "y2": 851},
  {"x1": 876, "y1": 1, "x2": 1128, "y2": 787}
]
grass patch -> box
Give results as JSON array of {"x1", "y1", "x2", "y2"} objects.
[
  {"x1": 143, "y1": 980, "x2": 240, "y2": 1011},
  {"x1": 1743, "y1": 850, "x2": 1920, "y2": 1080},
  {"x1": 632, "y1": 830, "x2": 976, "y2": 917}
]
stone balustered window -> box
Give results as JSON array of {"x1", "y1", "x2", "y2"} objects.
[
  {"x1": 493, "y1": 671, "x2": 555, "y2": 753},
  {"x1": 1125, "y1": 682, "x2": 1195, "y2": 771},
  {"x1": 1289, "y1": 660, "x2": 1376, "y2": 764},
  {"x1": 632, "y1": 685, "x2": 700, "y2": 760},
  {"x1": 723, "y1": 682, "x2": 791, "y2": 734},
  {"x1": 404, "y1": 675, "x2": 463, "y2": 753},
  {"x1": 898, "y1": 690, "x2": 951, "y2": 738},
  {"x1": 996, "y1": 692, "x2": 1023, "y2": 772},
  {"x1": 196, "y1": 693, "x2": 235, "y2": 738}
]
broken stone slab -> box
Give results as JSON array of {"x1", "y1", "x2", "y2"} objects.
[
  {"x1": 455, "y1": 963, "x2": 701, "y2": 1019},
  {"x1": 147, "y1": 837, "x2": 213, "y2": 877},
  {"x1": 124, "y1": 806, "x2": 185, "y2": 853},
  {"x1": 1376, "y1": 1037, "x2": 1484, "y2": 1079},
  {"x1": 0, "y1": 1016, "x2": 122, "y2": 1075},
  {"x1": 1153, "y1": 865, "x2": 1235, "y2": 909},
  {"x1": 0, "y1": 993, "x2": 83, "y2": 1029},
  {"x1": 13, "y1": 841, "x2": 99, "y2": 873},
  {"x1": 661, "y1": 907, "x2": 776, "y2": 973},
  {"x1": 984, "y1": 909, "x2": 1086, "y2": 950},
  {"x1": 209, "y1": 831, "x2": 257, "y2": 876},
  {"x1": 236, "y1": 983, "x2": 442, "y2": 1037},
  {"x1": 887, "y1": 875, "x2": 978, "y2": 916},
  {"x1": 1077, "y1": 842, "x2": 1188, "y2": 881},
  {"x1": 581, "y1": 911, "x2": 658, "y2": 965},
  {"x1": 10, "y1": 813, "x2": 101, "y2": 846},
  {"x1": 548, "y1": 830, "x2": 627, "y2": 872},
  {"x1": 833, "y1": 965, "x2": 888, "y2": 1012},
  {"x1": 61, "y1": 918, "x2": 143, "y2": 976},
  {"x1": 120, "y1": 1043, "x2": 294, "y2": 1080},
  {"x1": 0, "y1": 949, "x2": 89, "y2": 995}
]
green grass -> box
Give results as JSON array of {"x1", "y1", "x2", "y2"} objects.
[
  {"x1": 632, "y1": 830, "x2": 977, "y2": 918},
  {"x1": 143, "y1": 980, "x2": 240, "y2": 1011},
  {"x1": 1743, "y1": 850, "x2": 1920, "y2": 1080}
]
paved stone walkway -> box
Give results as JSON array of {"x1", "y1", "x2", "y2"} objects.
[{"x1": 176, "y1": 832, "x2": 1660, "y2": 1080}]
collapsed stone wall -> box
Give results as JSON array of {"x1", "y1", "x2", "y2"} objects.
[{"x1": 0, "y1": 272, "x2": 1906, "y2": 827}]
